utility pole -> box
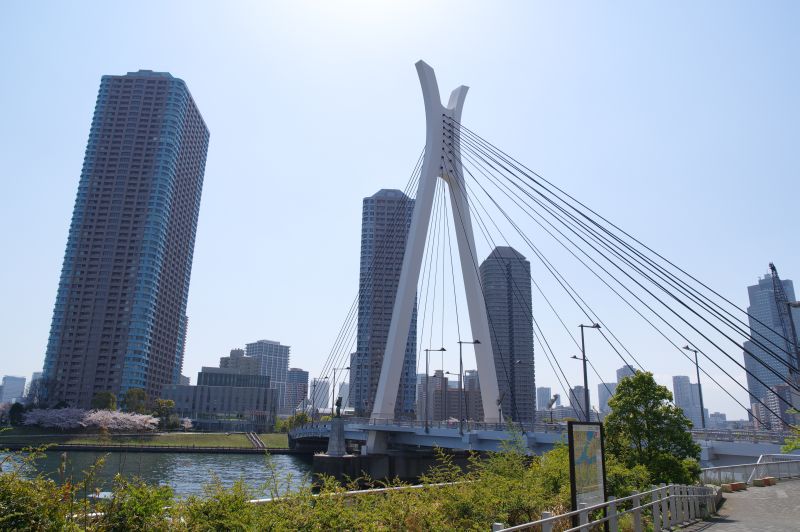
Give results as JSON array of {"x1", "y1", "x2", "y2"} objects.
[{"x1": 577, "y1": 323, "x2": 601, "y2": 422}]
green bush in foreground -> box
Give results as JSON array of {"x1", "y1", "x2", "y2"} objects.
[{"x1": 0, "y1": 435, "x2": 662, "y2": 531}]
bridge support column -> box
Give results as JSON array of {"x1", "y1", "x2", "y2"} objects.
[{"x1": 367, "y1": 61, "x2": 501, "y2": 452}]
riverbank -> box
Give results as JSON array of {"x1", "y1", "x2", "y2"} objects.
[{"x1": 0, "y1": 428, "x2": 289, "y2": 451}]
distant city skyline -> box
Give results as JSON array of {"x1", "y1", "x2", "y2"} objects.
[{"x1": 2, "y1": 2, "x2": 799, "y2": 419}]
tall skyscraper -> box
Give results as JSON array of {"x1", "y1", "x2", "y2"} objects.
[
  {"x1": 764, "y1": 385, "x2": 797, "y2": 431},
  {"x1": 536, "y1": 387, "x2": 552, "y2": 411},
  {"x1": 480, "y1": 246, "x2": 536, "y2": 423},
  {"x1": 26, "y1": 372, "x2": 43, "y2": 405},
  {"x1": 219, "y1": 348, "x2": 260, "y2": 374},
  {"x1": 42, "y1": 70, "x2": 209, "y2": 407},
  {"x1": 245, "y1": 340, "x2": 290, "y2": 410},
  {"x1": 598, "y1": 382, "x2": 617, "y2": 414},
  {"x1": 0, "y1": 376, "x2": 27, "y2": 404},
  {"x1": 338, "y1": 382, "x2": 351, "y2": 409},
  {"x1": 616, "y1": 365, "x2": 636, "y2": 384},
  {"x1": 570, "y1": 385, "x2": 588, "y2": 419},
  {"x1": 742, "y1": 273, "x2": 799, "y2": 406},
  {"x1": 285, "y1": 368, "x2": 309, "y2": 412},
  {"x1": 310, "y1": 378, "x2": 330, "y2": 411},
  {"x1": 351, "y1": 189, "x2": 417, "y2": 419},
  {"x1": 672, "y1": 375, "x2": 705, "y2": 428}
]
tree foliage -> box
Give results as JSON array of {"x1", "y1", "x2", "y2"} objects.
[
  {"x1": 274, "y1": 412, "x2": 311, "y2": 433},
  {"x1": 8, "y1": 403, "x2": 25, "y2": 425},
  {"x1": 153, "y1": 399, "x2": 175, "y2": 429},
  {"x1": 123, "y1": 388, "x2": 148, "y2": 414},
  {"x1": 23, "y1": 408, "x2": 158, "y2": 432},
  {"x1": 0, "y1": 440, "x2": 663, "y2": 530},
  {"x1": 604, "y1": 371, "x2": 701, "y2": 484},
  {"x1": 90, "y1": 391, "x2": 117, "y2": 411},
  {"x1": 781, "y1": 409, "x2": 799, "y2": 452}
]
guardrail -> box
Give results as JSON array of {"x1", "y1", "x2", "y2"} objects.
[
  {"x1": 492, "y1": 484, "x2": 716, "y2": 532},
  {"x1": 700, "y1": 455, "x2": 800, "y2": 485}
]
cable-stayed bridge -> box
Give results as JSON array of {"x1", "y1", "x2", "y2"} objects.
[{"x1": 298, "y1": 61, "x2": 799, "y2": 466}]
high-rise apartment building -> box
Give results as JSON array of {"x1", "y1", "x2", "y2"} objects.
[
  {"x1": 219, "y1": 348, "x2": 260, "y2": 375},
  {"x1": 26, "y1": 372, "x2": 43, "y2": 405},
  {"x1": 286, "y1": 368, "x2": 309, "y2": 412},
  {"x1": 310, "y1": 378, "x2": 330, "y2": 411},
  {"x1": 742, "y1": 273, "x2": 799, "y2": 407},
  {"x1": 570, "y1": 385, "x2": 588, "y2": 419},
  {"x1": 598, "y1": 382, "x2": 617, "y2": 414},
  {"x1": 672, "y1": 375, "x2": 706, "y2": 428},
  {"x1": 480, "y1": 246, "x2": 536, "y2": 423},
  {"x1": 338, "y1": 382, "x2": 351, "y2": 409},
  {"x1": 42, "y1": 70, "x2": 209, "y2": 407},
  {"x1": 351, "y1": 189, "x2": 417, "y2": 419},
  {"x1": 536, "y1": 387, "x2": 552, "y2": 411},
  {"x1": 245, "y1": 340, "x2": 290, "y2": 410},
  {"x1": 764, "y1": 385, "x2": 798, "y2": 431},
  {"x1": 616, "y1": 365, "x2": 636, "y2": 384},
  {"x1": 0, "y1": 376, "x2": 27, "y2": 404}
]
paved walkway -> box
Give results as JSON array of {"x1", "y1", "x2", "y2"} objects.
[{"x1": 686, "y1": 478, "x2": 800, "y2": 531}]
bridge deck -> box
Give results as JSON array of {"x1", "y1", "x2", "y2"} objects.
[{"x1": 687, "y1": 478, "x2": 800, "y2": 531}]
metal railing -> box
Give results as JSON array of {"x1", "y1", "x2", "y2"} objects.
[
  {"x1": 700, "y1": 454, "x2": 800, "y2": 485},
  {"x1": 291, "y1": 420, "x2": 791, "y2": 443},
  {"x1": 689, "y1": 428, "x2": 794, "y2": 443},
  {"x1": 492, "y1": 484, "x2": 717, "y2": 532}
]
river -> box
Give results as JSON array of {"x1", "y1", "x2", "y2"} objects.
[{"x1": 1, "y1": 450, "x2": 313, "y2": 498}]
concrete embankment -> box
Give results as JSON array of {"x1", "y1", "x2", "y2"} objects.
[{"x1": 1, "y1": 442, "x2": 306, "y2": 455}]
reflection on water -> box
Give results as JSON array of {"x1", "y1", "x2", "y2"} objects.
[{"x1": 1, "y1": 451, "x2": 312, "y2": 498}]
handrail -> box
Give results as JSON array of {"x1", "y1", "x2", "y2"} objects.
[
  {"x1": 248, "y1": 480, "x2": 467, "y2": 505},
  {"x1": 494, "y1": 484, "x2": 717, "y2": 532},
  {"x1": 699, "y1": 455, "x2": 800, "y2": 485}
]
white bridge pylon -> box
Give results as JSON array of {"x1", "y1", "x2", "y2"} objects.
[{"x1": 367, "y1": 61, "x2": 501, "y2": 450}]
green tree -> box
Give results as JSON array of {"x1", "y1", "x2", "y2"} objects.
[
  {"x1": 153, "y1": 399, "x2": 175, "y2": 429},
  {"x1": 604, "y1": 371, "x2": 701, "y2": 484},
  {"x1": 8, "y1": 403, "x2": 25, "y2": 425},
  {"x1": 123, "y1": 388, "x2": 148, "y2": 414},
  {"x1": 90, "y1": 391, "x2": 117, "y2": 411}
]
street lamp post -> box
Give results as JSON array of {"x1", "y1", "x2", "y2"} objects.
[
  {"x1": 456, "y1": 339, "x2": 480, "y2": 435},
  {"x1": 682, "y1": 345, "x2": 706, "y2": 429},
  {"x1": 577, "y1": 323, "x2": 601, "y2": 422},
  {"x1": 424, "y1": 347, "x2": 446, "y2": 433}
]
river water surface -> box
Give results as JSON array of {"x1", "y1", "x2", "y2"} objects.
[{"x1": 2, "y1": 451, "x2": 312, "y2": 498}]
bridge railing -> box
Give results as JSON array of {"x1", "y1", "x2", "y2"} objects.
[
  {"x1": 700, "y1": 456, "x2": 800, "y2": 485},
  {"x1": 492, "y1": 484, "x2": 716, "y2": 532},
  {"x1": 690, "y1": 428, "x2": 794, "y2": 443},
  {"x1": 348, "y1": 417, "x2": 567, "y2": 434}
]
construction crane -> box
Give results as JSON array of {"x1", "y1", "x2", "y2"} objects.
[{"x1": 768, "y1": 262, "x2": 800, "y2": 378}]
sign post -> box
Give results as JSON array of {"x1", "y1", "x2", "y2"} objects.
[{"x1": 568, "y1": 421, "x2": 608, "y2": 530}]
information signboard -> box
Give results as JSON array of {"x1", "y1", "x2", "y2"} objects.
[{"x1": 568, "y1": 421, "x2": 607, "y2": 516}]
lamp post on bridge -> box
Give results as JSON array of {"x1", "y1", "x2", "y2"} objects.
[
  {"x1": 682, "y1": 345, "x2": 706, "y2": 430},
  {"x1": 456, "y1": 339, "x2": 480, "y2": 435},
  {"x1": 576, "y1": 323, "x2": 601, "y2": 422},
  {"x1": 424, "y1": 347, "x2": 446, "y2": 433}
]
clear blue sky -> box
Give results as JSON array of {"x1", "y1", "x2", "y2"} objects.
[{"x1": 1, "y1": 1, "x2": 797, "y2": 418}]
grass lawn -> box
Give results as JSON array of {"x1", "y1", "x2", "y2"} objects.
[
  {"x1": 0, "y1": 428, "x2": 288, "y2": 449},
  {"x1": 257, "y1": 433, "x2": 288, "y2": 448}
]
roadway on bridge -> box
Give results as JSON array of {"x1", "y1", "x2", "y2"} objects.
[{"x1": 690, "y1": 478, "x2": 800, "y2": 532}]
